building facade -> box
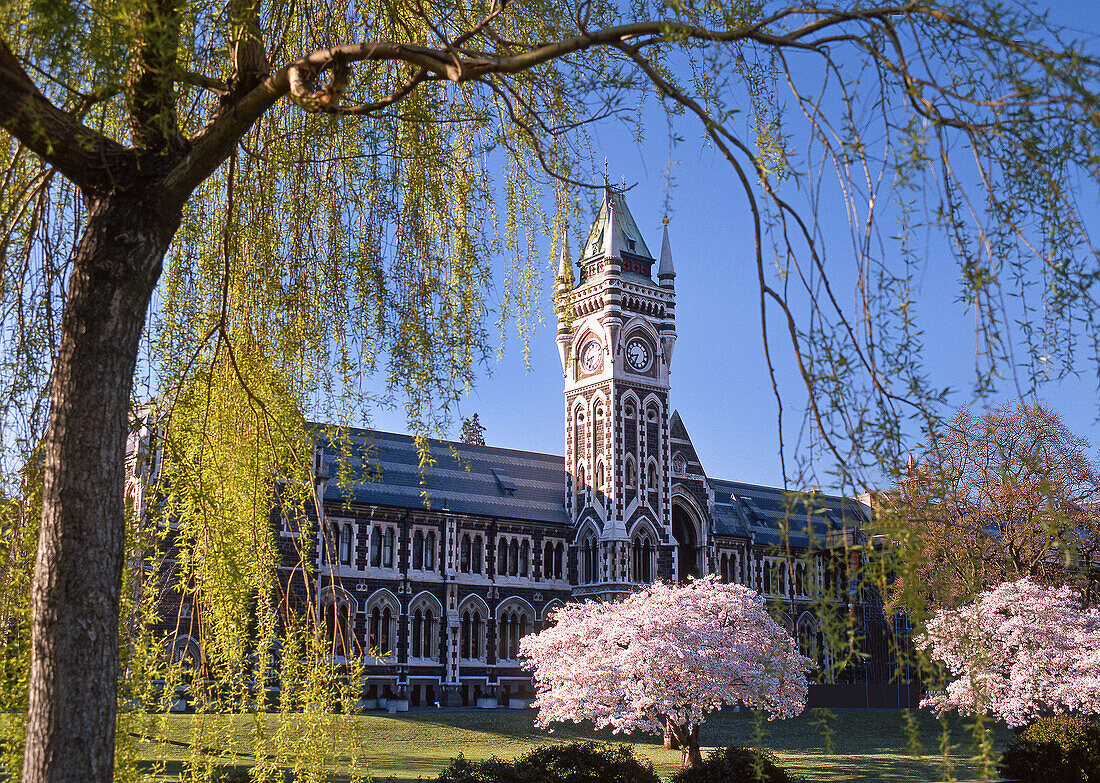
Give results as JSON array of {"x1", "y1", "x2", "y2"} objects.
[{"x1": 142, "y1": 187, "x2": 913, "y2": 710}]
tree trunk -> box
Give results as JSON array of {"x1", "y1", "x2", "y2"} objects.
[
  {"x1": 663, "y1": 718, "x2": 680, "y2": 749},
  {"x1": 680, "y1": 724, "x2": 703, "y2": 768},
  {"x1": 668, "y1": 721, "x2": 703, "y2": 768},
  {"x1": 22, "y1": 189, "x2": 179, "y2": 783}
]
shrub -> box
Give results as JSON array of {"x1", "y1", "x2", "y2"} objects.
[
  {"x1": 436, "y1": 741, "x2": 659, "y2": 783},
  {"x1": 668, "y1": 745, "x2": 798, "y2": 783},
  {"x1": 998, "y1": 714, "x2": 1100, "y2": 783}
]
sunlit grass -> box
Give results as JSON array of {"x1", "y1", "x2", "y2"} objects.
[{"x1": 121, "y1": 707, "x2": 1012, "y2": 782}]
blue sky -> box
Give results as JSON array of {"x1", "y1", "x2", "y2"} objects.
[{"x1": 363, "y1": 1, "x2": 1100, "y2": 490}]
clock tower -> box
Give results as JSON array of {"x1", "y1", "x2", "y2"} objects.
[{"x1": 556, "y1": 185, "x2": 678, "y2": 599}]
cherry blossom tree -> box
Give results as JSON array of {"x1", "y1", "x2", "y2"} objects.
[
  {"x1": 917, "y1": 579, "x2": 1100, "y2": 727},
  {"x1": 520, "y1": 577, "x2": 810, "y2": 768}
]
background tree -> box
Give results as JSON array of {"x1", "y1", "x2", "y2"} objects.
[
  {"x1": 879, "y1": 402, "x2": 1100, "y2": 613},
  {"x1": 520, "y1": 577, "x2": 811, "y2": 768},
  {"x1": 460, "y1": 414, "x2": 486, "y2": 446},
  {"x1": 917, "y1": 578, "x2": 1100, "y2": 727},
  {"x1": 1, "y1": 2, "x2": 1099, "y2": 783}
]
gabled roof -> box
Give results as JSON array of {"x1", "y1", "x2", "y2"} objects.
[
  {"x1": 582, "y1": 188, "x2": 654, "y2": 261},
  {"x1": 710, "y1": 477, "x2": 868, "y2": 547},
  {"x1": 316, "y1": 428, "x2": 570, "y2": 525}
]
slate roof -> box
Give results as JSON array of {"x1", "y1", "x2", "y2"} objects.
[
  {"x1": 315, "y1": 426, "x2": 868, "y2": 548},
  {"x1": 581, "y1": 189, "x2": 655, "y2": 261},
  {"x1": 316, "y1": 428, "x2": 570, "y2": 525},
  {"x1": 710, "y1": 477, "x2": 868, "y2": 547}
]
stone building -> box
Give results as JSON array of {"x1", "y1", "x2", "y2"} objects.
[{"x1": 142, "y1": 186, "x2": 914, "y2": 711}]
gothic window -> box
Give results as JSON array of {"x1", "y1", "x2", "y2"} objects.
[
  {"x1": 367, "y1": 594, "x2": 399, "y2": 658},
  {"x1": 509, "y1": 538, "x2": 519, "y2": 576},
  {"x1": 338, "y1": 523, "x2": 352, "y2": 565},
  {"x1": 595, "y1": 460, "x2": 606, "y2": 506},
  {"x1": 412, "y1": 530, "x2": 424, "y2": 570},
  {"x1": 498, "y1": 537, "x2": 508, "y2": 575},
  {"x1": 472, "y1": 536, "x2": 483, "y2": 573},
  {"x1": 322, "y1": 521, "x2": 338, "y2": 564},
  {"x1": 554, "y1": 542, "x2": 564, "y2": 578},
  {"x1": 593, "y1": 402, "x2": 605, "y2": 458},
  {"x1": 424, "y1": 531, "x2": 436, "y2": 571},
  {"x1": 460, "y1": 608, "x2": 484, "y2": 659},
  {"x1": 370, "y1": 526, "x2": 382, "y2": 567},
  {"x1": 582, "y1": 535, "x2": 597, "y2": 583},
  {"x1": 409, "y1": 595, "x2": 440, "y2": 660},
  {"x1": 321, "y1": 591, "x2": 354, "y2": 658},
  {"x1": 624, "y1": 455, "x2": 636, "y2": 505},
  {"x1": 411, "y1": 608, "x2": 423, "y2": 658},
  {"x1": 460, "y1": 534, "x2": 471, "y2": 573},
  {"x1": 543, "y1": 541, "x2": 553, "y2": 579},
  {"x1": 382, "y1": 527, "x2": 394, "y2": 568},
  {"x1": 647, "y1": 461, "x2": 660, "y2": 509},
  {"x1": 632, "y1": 534, "x2": 654, "y2": 583},
  {"x1": 520, "y1": 540, "x2": 529, "y2": 577},
  {"x1": 575, "y1": 464, "x2": 586, "y2": 510},
  {"x1": 497, "y1": 604, "x2": 531, "y2": 660},
  {"x1": 573, "y1": 407, "x2": 586, "y2": 473}
]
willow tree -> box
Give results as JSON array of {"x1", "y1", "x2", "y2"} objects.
[{"x1": 1, "y1": 0, "x2": 1098, "y2": 782}]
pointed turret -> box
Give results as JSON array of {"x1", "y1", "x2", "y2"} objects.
[
  {"x1": 555, "y1": 228, "x2": 574, "y2": 372},
  {"x1": 603, "y1": 186, "x2": 621, "y2": 260},
  {"x1": 657, "y1": 216, "x2": 675, "y2": 287},
  {"x1": 556, "y1": 228, "x2": 572, "y2": 285}
]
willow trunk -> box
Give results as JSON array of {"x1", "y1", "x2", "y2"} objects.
[{"x1": 22, "y1": 190, "x2": 178, "y2": 783}]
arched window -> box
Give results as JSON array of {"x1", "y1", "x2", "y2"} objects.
[
  {"x1": 471, "y1": 611, "x2": 482, "y2": 658},
  {"x1": 583, "y1": 535, "x2": 597, "y2": 583},
  {"x1": 509, "y1": 538, "x2": 519, "y2": 576},
  {"x1": 367, "y1": 592, "x2": 398, "y2": 658},
  {"x1": 382, "y1": 527, "x2": 394, "y2": 568},
  {"x1": 339, "y1": 523, "x2": 352, "y2": 565},
  {"x1": 461, "y1": 534, "x2": 471, "y2": 573},
  {"x1": 554, "y1": 543, "x2": 564, "y2": 579},
  {"x1": 498, "y1": 538, "x2": 508, "y2": 575},
  {"x1": 411, "y1": 608, "x2": 423, "y2": 658},
  {"x1": 409, "y1": 595, "x2": 440, "y2": 660},
  {"x1": 520, "y1": 540, "x2": 529, "y2": 577},
  {"x1": 595, "y1": 460, "x2": 606, "y2": 505},
  {"x1": 370, "y1": 526, "x2": 382, "y2": 567},
  {"x1": 322, "y1": 594, "x2": 353, "y2": 657},
  {"x1": 632, "y1": 535, "x2": 653, "y2": 583},
  {"x1": 497, "y1": 604, "x2": 531, "y2": 660},
  {"x1": 543, "y1": 541, "x2": 553, "y2": 579},
  {"x1": 647, "y1": 461, "x2": 660, "y2": 509},
  {"x1": 412, "y1": 530, "x2": 424, "y2": 570},
  {"x1": 422, "y1": 609, "x2": 434, "y2": 659},
  {"x1": 424, "y1": 531, "x2": 436, "y2": 571},
  {"x1": 381, "y1": 605, "x2": 392, "y2": 652},
  {"x1": 575, "y1": 464, "x2": 586, "y2": 510},
  {"x1": 460, "y1": 611, "x2": 471, "y2": 659}
]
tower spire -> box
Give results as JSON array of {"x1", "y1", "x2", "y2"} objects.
[
  {"x1": 556, "y1": 226, "x2": 571, "y2": 283},
  {"x1": 657, "y1": 215, "x2": 675, "y2": 287},
  {"x1": 603, "y1": 184, "x2": 621, "y2": 260}
]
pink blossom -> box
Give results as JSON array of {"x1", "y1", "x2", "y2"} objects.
[
  {"x1": 917, "y1": 578, "x2": 1100, "y2": 726},
  {"x1": 520, "y1": 576, "x2": 810, "y2": 755}
]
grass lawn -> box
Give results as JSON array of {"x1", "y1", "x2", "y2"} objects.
[{"x1": 120, "y1": 708, "x2": 1012, "y2": 782}]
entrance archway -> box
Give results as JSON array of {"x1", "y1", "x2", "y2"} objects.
[{"x1": 672, "y1": 501, "x2": 701, "y2": 582}]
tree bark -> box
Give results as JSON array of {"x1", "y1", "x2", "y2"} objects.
[
  {"x1": 663, "y1": 718, "x2": 680, "y2": 749},
  {"x1": 668, "y1": 721, "x2": 703, "y2": 768},
  {"x1": 22, "y1": 188, "x2": 180, "y2": 783}
]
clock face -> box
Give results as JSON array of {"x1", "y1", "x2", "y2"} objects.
[
  {"x1": 626, "y1": 338, "x2": 651, "y2": 371},
  {"x1": 580, "y1": 340, "x2": 603, "y2": 373}
]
